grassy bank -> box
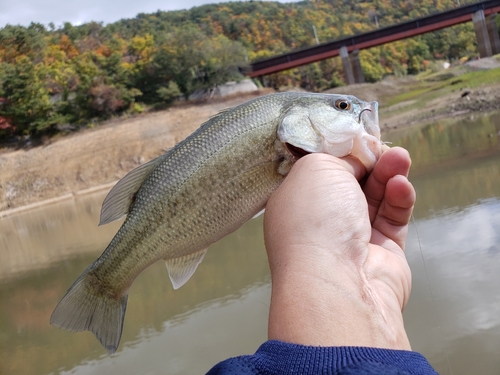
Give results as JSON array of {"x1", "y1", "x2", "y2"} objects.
[{"x1": 327, "y1": 55, "x2": 500, "y2": 129}]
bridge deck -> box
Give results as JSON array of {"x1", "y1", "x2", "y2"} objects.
[{"x1": 248, "y1": 0, "x2": 500, "y2": 77}]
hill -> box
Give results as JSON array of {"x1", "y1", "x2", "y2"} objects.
[{"x1": 0, "y1": 0, "x2": 483, "y2": 140}]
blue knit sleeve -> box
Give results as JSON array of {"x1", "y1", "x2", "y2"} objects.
[{"x1": 207, "y1": 340, "x2": 438, "y2": 375}]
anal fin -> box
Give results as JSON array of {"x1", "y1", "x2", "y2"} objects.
[{"x1": 165, "y1": 248, "x2": 208, "y2": 290}]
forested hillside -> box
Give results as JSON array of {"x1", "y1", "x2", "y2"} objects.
[{"x1": 0, "y1": 0, "x2": 486, "y2": 140}]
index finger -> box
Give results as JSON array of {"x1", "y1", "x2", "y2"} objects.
[{"x1": 363, "y1": 147, "x2": 412, "y2": 223}]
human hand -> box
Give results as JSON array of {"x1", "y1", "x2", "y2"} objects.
[{"x1": 264, "y1": 147, "x2": 415, "y2": 350}]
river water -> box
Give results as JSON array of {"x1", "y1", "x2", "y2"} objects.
[{"x1": 1, "y1": 111, "x2": 499, "y2": 375}]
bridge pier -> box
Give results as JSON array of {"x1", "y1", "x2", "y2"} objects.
[
  {"x1": 340, "y1": 46, "x2": 355, "y2": 85},
  {"x1": 340, "y1": 47, "x2": 365, "y2": 85},
  {"x1": 350, "y1": 50, "x2": 365, "y2": 84},
  {"x1": 472, "y1": 10, "x2": 500, "y2": 57},
  {"x1": 486, "y1": 13, "x2": 500, "y2": 55}
]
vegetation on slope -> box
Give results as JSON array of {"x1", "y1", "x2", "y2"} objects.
[{"x1": 0, "y1": 0, "x2": 491, "y2": 141}]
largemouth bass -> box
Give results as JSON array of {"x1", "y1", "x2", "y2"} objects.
[{"x1": 51, "y1": 92, "x2": 383, "y2": 354}]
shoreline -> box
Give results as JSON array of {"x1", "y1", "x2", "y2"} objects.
[
  {"x1": 2, "y1": 62, "x2": 500, "y2": 215},
  {"x1": 0, "y1": 181, "x2": 116, "y2": 219},
  {"x1": 0, "y1": 107, "x2": 494, "y2": 219}
]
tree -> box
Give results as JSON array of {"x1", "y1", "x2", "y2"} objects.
[
  {"x1": 0, "y1": 57, "x2": 59, "y2": 135},
  {"x1": 0, "y1": 0, "x2": 483, "y2": 142},
  {"x1": 156, "y1": 82, "x2": 182, "y2": 107},
  {"x1": 0, "y1": 24, "x2": 46, "y2": 64}
]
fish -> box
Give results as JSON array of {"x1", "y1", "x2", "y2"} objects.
[{"x1": 50, "y1": 92, "x2": 383, "y2": 354}]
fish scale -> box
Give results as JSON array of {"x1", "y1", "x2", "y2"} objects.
[{"x1": 51, "y1": 92, "x2": 383, "y2": 354}]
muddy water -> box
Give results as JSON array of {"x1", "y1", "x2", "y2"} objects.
[{"x1": 1, "y1": 111, "x2": 499, "y2": 375}]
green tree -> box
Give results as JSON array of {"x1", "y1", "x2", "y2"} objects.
[
  {"x1": 70, "y1": 52, "x2": 141, "y2": 119},
  {"x1": 0, "y1": 23, "x2": 46, "y2": 63},
  {"x1": 0, "y1": 57, "x2": 61, "y2": 135},
  {"x1": 133, "y1": 27, "x2": 247, "y2": 101},
  {"x1": 156, "y1": 81, "x2": 182, "y2": 107},
  {"x1": 0, "y1": 0, "x2": 484, "y2": 142}
]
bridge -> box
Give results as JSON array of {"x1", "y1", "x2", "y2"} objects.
[{"x1": 248, "y1": 0, "x2": 500, "y2": 84}]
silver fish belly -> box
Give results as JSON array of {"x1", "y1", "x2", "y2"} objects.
[{"x1": 50, "y1": 92, "x2": 383, "y2": 353}]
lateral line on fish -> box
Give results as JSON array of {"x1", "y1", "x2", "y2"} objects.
[{"x1": 412, "y1": 214, "x2": 454, "y2": 375}]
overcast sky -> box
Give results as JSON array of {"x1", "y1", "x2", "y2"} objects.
[{"x1": 1, "y1": 0, "x2": 304, "y2": 29}]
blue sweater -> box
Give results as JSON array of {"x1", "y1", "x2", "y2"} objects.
[{"x1": 207, "y1": 340, "x2": 438, "y2": 375}]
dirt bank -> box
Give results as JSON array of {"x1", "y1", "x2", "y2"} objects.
[
  {"x1": 0, "y1": 91, "x2": 273, "y2": 212},
  {"x1": 1, "y1": 59, "x2": 500, "y2": 213}
]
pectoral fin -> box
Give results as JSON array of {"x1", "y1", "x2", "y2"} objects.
[
  {"x1": 99, "y1": 154, "x2": 167, "y2": 225},
  {"x1": 165, "y1": 248, "x2": 208, "y2": 290}
]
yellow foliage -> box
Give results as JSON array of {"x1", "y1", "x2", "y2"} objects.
[
  {"x1": 59, "y1": 35, "x2": 79, "y2": 59},
  {"x1": 130, "y1": 34, "x2": 155, "y2": 64}
]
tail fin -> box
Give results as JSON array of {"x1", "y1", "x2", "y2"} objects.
[{"x1": 50, "y1": 272, "x2": 128, "y2": 354}]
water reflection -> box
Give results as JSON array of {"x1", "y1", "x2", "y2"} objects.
[
  {"x1": 385, "y1": 111, "x2": 500, "y2": 375},
  {"x1": 61, "y1": 283, "x2": 270, "y2": 375},
  {"x1": 0, "y1": 206, "x2": 270, "y2": 375},
  {"x1": 1, "y1": 111, "x2": 500, "y2": 375},
  {"x1": 0, "y1": 190, "x2": 122, "y2": 280},
  {"x1": 385, "y1": 111, "x2": 500, "y2": 172},
  {"x1": 404, "y1": 200, "x2": 500, "y2": 375}
]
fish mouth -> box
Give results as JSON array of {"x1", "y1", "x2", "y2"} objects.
[
  {"x1": 359, "y1": 101, "x2": 380, "y2": 139},
  {"x1": 285, "y1": 143, "x2": 311, "y2": 159},
  {"x1": 358, "y1": 108, "x2": 372, "y2": 124}
]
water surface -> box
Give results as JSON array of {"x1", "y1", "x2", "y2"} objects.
[
  {"x1": 384, "y1": 112, "x2": 500, "y2": 375},
  {"x1": 1, "y1": 111, "x2": 500, "y2": 375}
]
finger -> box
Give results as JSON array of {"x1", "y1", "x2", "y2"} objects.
[
  {"x1": 289, "y1": 153, "x2": 367, "y2": 181},
  {"x1": 338, "y1": 154, "x2": 367, "y2": 181},
  {"x1": 363, "y1": 147, "x2": 412, "y2": 223},
  {"x1": 265, "y1": 153, "x2": 368, "y2": 253},
  {"x1": 372, "y1": 174, "x2": 416, "y2": 251},
  {"x1": 382, "y1": 175, "x2": 416, "y2": 226}
]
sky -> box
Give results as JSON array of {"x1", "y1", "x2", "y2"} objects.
[{"x1": 0, "y1": 0, "x2": 304, "y2": 29}]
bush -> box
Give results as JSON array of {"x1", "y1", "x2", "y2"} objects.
[{"x1": 156, "y1": 82, "x2": 181, "y2": 105}]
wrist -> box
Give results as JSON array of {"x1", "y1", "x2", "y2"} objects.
[{"x1": 267, "y1": 243, "x2": 411, "y2": 350}]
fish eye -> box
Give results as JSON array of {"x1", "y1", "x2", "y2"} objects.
[{"x1": 335, "y1": 99, "x2": 351, "y2": 110}]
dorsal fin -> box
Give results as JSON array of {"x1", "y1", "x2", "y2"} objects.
[
  {"x1": 99, "y1": 154, "x2": 167, "y2": 226},
  {"x1": 164, "y1": 248, "x2": 208, "y2": 290},
  {"x1": 209, "y1": 107, "x2": 232, "y2": 119}
]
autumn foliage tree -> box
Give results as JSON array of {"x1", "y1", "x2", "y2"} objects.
[{"x1": 0, "y1": 0, "x2": 486, "y2": 141}]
